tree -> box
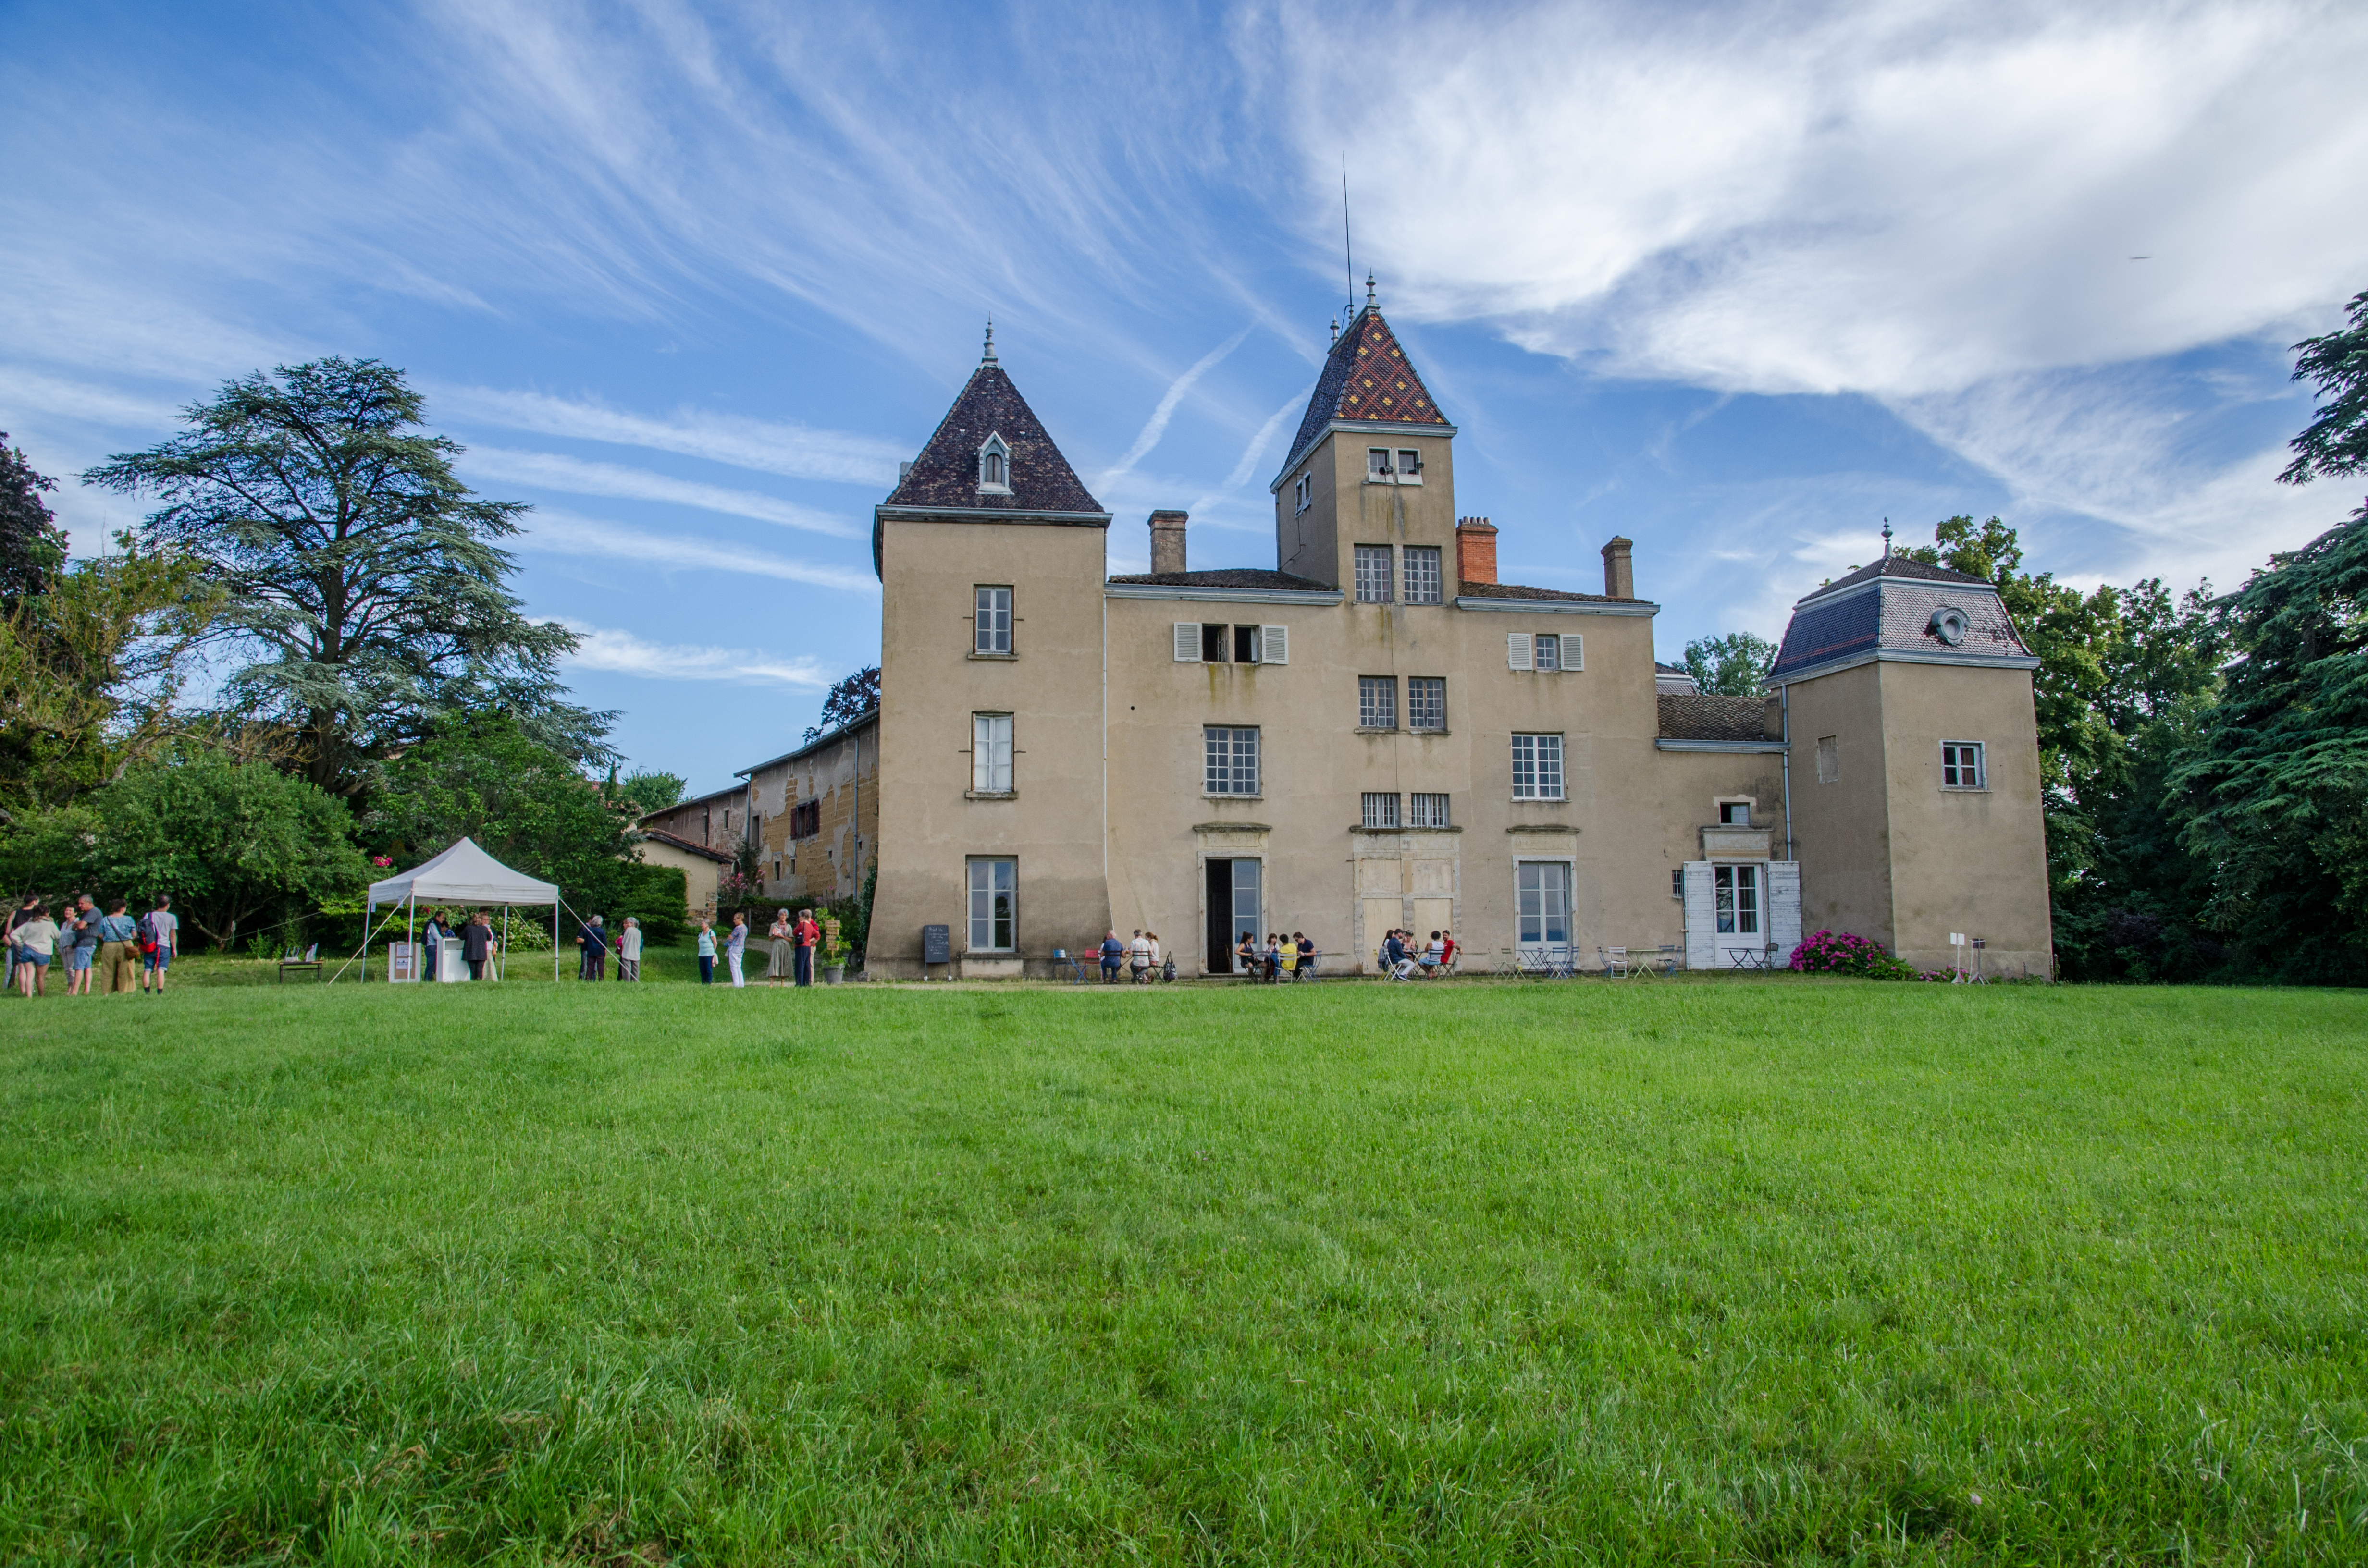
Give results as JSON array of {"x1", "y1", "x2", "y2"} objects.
[
  {"x1": 0, "y1": 433, "x2": 68, "y2": 611},
  {"x1": 609, "y1": 769, "x2": 687, "y2": 818},
  {"x1": 803, "y1": 665, "x2": 879, "y2": 741},
  {"x1": 1681, "y1": 633, "x2": 1776, "y2": 696},
  {"x1": 82, "y1": 359, "x2": 611, "y2": 796},
  {"x1": 3, "y1": 744, "x2": 368, "y2": 949},
  {"x1": 2281, "y1": 288, "x2": 2368, "y2": 485}
]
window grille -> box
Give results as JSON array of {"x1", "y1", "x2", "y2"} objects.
[
  {"x1": 1358, "y1": 675, "x2": 1396, "y2": 729},
  {"x1": 1204, "y1": 726, "x2": 1259, "y2": 795},
  {"x1": 974, "y1": 586, "x2": 1012, "y2": 654},
  {"x1": 1367, "y1": 447, "x2": 1392, "y2": 478},
  {"x1": 967, "y1": 858, "x2": 1016, "y2": 950},
  {"x1": 1396, "y1": 449, "x2": 1422, "y2": 481},
  {"x1": 1533, "y1": 633, "x2": 1560, "y2": 672},
  {"x1": 1511, "y1": 733, "x2": 1564, "y2": 799},
  {"x1": 972, "y1": 713, "x2": 1012, "y2": 793},
  {"x1": 1941, "y1": 740, "x2": 1986, "y2": 789},
  {"x1": 1410, "y1": 792, "x2": 1451, "y2": 828},
  {"x1": 1404, "y1": 546, "x2": 1442, "y2": 603},
  {"x1": 1407, "y1": 676, "x2": 1445, "y2": 730},
  {"x1": 1354, "y1": 545, "x2": 1393, "y2": 602},
  {"x1": 1361, "y1": 792, "x2": 1400, "y2": 829},
  {"x1": 1714, "y1": 863, "x2": 1761, "y2": 935}
]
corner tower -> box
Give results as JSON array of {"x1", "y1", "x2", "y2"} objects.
[{"x1": 1270, "y1": 282, "x2": 1459, "y2": 590}]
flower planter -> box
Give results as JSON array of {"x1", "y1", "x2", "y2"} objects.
[{"x1": 821, "y1": 964, "x2": 844, "y2": 985}]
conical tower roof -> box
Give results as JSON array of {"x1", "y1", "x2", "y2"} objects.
[
  {"x1": 1274, "y1": 298, "x2": 1452, "y2": 484},
  {"x1": 880, "y1": 331, "x2": 1104, "y2": 517}
]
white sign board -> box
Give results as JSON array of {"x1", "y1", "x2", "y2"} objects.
[{"x1": 388, "y1": 941, "x2": 417, "y2": 982}]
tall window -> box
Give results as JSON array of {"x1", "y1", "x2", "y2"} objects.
[
  {"x1": 1361, "y1": 792, "x2": 1400, "y2": 829},
  {"x1": 1205, "y1": 726, "x2": 1259, "y2": 795},
  {"x1": 1517, "y1": 861, "x2": 1571, "y2": 947},
  {"x1": 967, "y1": 858, "x2": 1016, "y2": 950},
  {"x1": 1404, "y1": 545, "x2": 1442, "y2": 603},
  {"x1": 1511, "y1": 733, "x2": 1564, "y2": 799},
  {"x1": 1410, "y1": 792, "x2": 1451, "y2": 828},
  {"x1": 1407, "y1": 676, "x2": 1445, "y2": 731},
  {"x1": 1367, "y1": 447, "x2": 1393, "y2": 479},
  {"x1": 1294, "y1": 474, "x2": 1312, "y2": 513},
  {"x1": 974, "y1": 586, "x2": 1012, "y2": 654},
  {"x1": 1354, "y1": 545, "x2": 1393, "y2": 603},
  {"x1": 1714, "y1": 864, "x2": 1761, "y2": 936},
  {"x1": 1358, "y1": 675, "x2": 1397, "y2": 728},
  {"x1": 1941, "y1": 740, "x2": 1986, "y2": 789},
  {"x1": 971, "y1": 713, "x2": 1012, "y2": 793}
]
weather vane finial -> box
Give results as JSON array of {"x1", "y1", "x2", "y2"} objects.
[
  {"x1": 1881, "y1": 517, "x2": 1893, "y2": 558},
  {"x1": 1366, "y1": 270, "x2": 1377, "y2": 309},
  {"x1": 983, "y1": 317, "x2": 997, "y2": 364}
]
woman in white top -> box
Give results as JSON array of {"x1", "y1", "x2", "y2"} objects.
[
  {"x1": 726, "y1": 913, "x2": 749, "y2": 988},
  {"x1": 1128, "y1": 930, "x2": 1152, "y2": 982},
  {"x1": 619, "y1": 917, "x2": 643, "y2": 981},
  {"x1": 765, "y1": 909, "x2": 793, "y2": 986},
  {"x1": 13, "y1": 908, "x2": 58, "y2": 996}
]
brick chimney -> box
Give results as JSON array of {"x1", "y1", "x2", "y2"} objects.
[
  {"x1": 1455, "y1": 516, "x2": 1497, "y2": 590},
  {"x1": 1148, "y1": 510, "x2": 1187, "y2": 575},
  {"x1": 1601, "y1": 535, "x2": 1634, "y2": 599}
]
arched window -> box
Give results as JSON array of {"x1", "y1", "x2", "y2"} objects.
[{"x1": 978, "y1": 434, "x2": 1011, "y2": 494}]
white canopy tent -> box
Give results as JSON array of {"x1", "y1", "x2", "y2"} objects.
[{"x1": 362, "y1": 837, "x2": 559, "y2": 982}]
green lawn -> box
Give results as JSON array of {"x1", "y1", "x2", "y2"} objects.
[{"x1": 2, "y1": 981, "x2": 2363, "y2": 1564}]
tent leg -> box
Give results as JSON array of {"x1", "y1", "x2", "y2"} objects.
[
  {"x1": 498, "y1": 906, "x2": 507, "y2": 983},
  {"x1": 407, "y1": 897, "x2": 415, "y2": 985},
  {"x1": 554, "y1": 902, "x2": 560, "y2": 984}
]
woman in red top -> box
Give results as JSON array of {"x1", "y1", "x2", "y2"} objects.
[{"x1": 793, "y1": 909, "x2": 822, "y2": 987}]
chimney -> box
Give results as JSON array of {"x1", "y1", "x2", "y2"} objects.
[
  {"x1": 1455, "y1": 516, "x2": 1497, "y2": 590},
  {"x1": 1148, "y1": 509, "x2": 1188, "y2": 575},
  {"x1": 1602, "y1": 535, "x2": 1634, "y2": 599}
]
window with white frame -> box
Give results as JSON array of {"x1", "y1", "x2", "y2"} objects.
[
  {"x1": 1367, "y1": 447, "x2": 1393, "y2": 479},
  {"x1": 1294, "y1": 473, "x2": 1312, "y2": 513},
  {"x1": 1361, "y1": 791, "x2": 1400, "y2": 829},
  {"x1": 978, "y1": 434, "x2": 1011, "y2": 493},
  {"x1": 1395, "y1": 448, "x2": 1422, "y2": 482},
  {"x1": 1816, "y1": 735, "x2": 1839, "y2": 784},
  {"x1": 971, "y1": 713, "x2": 1012, "y2": 793},
  {"x1": 1534, "y1": 632, "x2": 1562, "y2": 672},
  {"x1": 1714, "y1": 863, "x2": 1761, "y2": 936},
  {"x1": 1403, "y1": 545, "x2": 1442, "y2": 604},
  {"x1": 1941, "y1": 740, "x2": 1986, "y2": 789},
  {"x1": 1358, "y1": 675, "x2": 1397, "y2": 729},
  {"x1": 967, "y1": 858, "x2": 1016, "y2": 950},
  {"x1": 1205, "y1": 725, "x2": 1259, "y2": 795},
  {"x1": 1511, "y1": 733, "x2": 1565, "y2": 799},
  {"x1": 1718, "y1": 800, "x2": 1751, "y2": 825},
  {"x1": 974, "y1": 585, "x2": 1012, "y2": 654},
  {"x1": 1354, "y1": 544, "x2": 1393, "y2": 602},
  {"x1": 1507, "y1": 632, "x2": 1581, "y2": 672},
  {"x1": 1410, "y1": 792, "x2": 1451, "y2": 828},
  {"x1": 1407, "y1": 676, "x2": 1445, "y2": 731}
]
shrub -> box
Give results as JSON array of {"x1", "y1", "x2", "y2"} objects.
[{"x1": 1789, "y1": 929, "x2": 1924, "y2": 980}]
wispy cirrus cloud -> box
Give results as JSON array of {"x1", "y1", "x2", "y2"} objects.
[
  {"x1": 561, "y1": 621, "x2": 833, "y2": 688},
  {"x1": 1098, "y1": 328, "x2": 1252, "y2": 490},
  {"x1": 456, "y1": 446, "x2": 858, "y2": 537},
  {"x1": 517, "y1": 510, "x2": 877, "y2": 595},
  {"x1": 435, "y1": 386, "x2": 909, "y2": 487}
]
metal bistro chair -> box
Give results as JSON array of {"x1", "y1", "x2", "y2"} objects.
[
  {"x1": 1599, "y1": 945, "x2": 1632, "y2": 979},
  {"x1": 1051, "y1": 947, "x2": 1088, "y2": 985}
]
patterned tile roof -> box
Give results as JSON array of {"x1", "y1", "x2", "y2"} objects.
[
  {"x1": 1105, "y1": 568, "x2": 1333, "y2": 590},
  {"x1": 1278, "y1": 307, "x2": 1451, "y2": 477},
  {"x1": 880, "y1": 361, "x2": 1104, "y2": 516},
  {"x1": 1658, "y1": 695, "x2": 1772, "y2": 742}
]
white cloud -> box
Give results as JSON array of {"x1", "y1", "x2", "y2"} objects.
[
  {"x1": 515, "y1": 510, "x2": 878, "y2": 595},
  {"x1": 456, "y1": 446, "x2": 857, "y2": 536},
  {"x1": 434, "y1": 386, "x2": 908, "y2": 487},
  {"x1": 560, "y1": 621, "x2": 833, "y2": 689},
  {"x1": 1098, "y1": 328, "x2": 1252, "y2": 489}
]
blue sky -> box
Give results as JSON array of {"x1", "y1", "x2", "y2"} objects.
[{"x1": 7, "y1": 0, "x2": 2367, "y2": 794}]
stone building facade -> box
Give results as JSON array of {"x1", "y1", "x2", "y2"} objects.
[
  {"x1": 841, "y1": 306, "x2": 2052, "y2": 978},
  {"x1": 740, "y1": 712, "x2": 880, "y2": 908}
]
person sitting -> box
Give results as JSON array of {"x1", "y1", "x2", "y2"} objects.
[
  {"x1": 1262, "y1": 933, "x2": 1283, "y2": 982},
  {"x1": 1236, "y1": 931, "x2": 1258, "y2": 978},
  {"x1": 1294, "y1": 931, "x2": 1317, "y2": 981},
  {"x1": 1439, "y1": 930, "x2": 1458, "y2": 974},
  {"x1": 1145, "y1": 931, "x2": 1167, "y2": 981},
  {"x1": 1420, "y1": 930, "x2": 1444, "y2": 976},
  {"x1": 1128, "y1": 929, "x2": 1152, "y2": 983},
  {"x1": 1098, "y1": 930, "x2": 1125, "y2": 983}
]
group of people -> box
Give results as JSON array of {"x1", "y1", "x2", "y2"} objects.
[
  {"x1": 1381, "y1": 928, "x2": 1457, "y2": 980},
  {"x1": 5, "y1": 893, "x2": 177, "y2": 997},
  {"x1": 685, "y1": 908, "x2": 826, "y2": 987},
  {"x1": 417, "y1": 908, "x2": 511, "y2": 980},
  {"x1": 1097, "y1": 929, "x2": 1172, "y2": 982},
  {"x1": 1237, "y1": 931, "x2": 1320, "y2": 982},
  {"x1": 567, "y1": 914, "x2": 644, "y2": 981}
]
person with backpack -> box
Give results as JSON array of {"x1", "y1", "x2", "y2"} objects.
[{"x1": 139, "y1": 896, "x2": 178, "y2": 993}]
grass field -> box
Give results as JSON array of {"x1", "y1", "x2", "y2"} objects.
[{"x1": 3, "y1": 980, "x2": 2364, "y2": 1564}]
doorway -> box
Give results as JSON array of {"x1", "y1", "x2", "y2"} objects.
[
  {"x1": 1515, "y1": 860, "x2": 1573, "y2": 962},
  {"x1": 1205, "y1": 858, "x2": 1261, "y2": 972}
]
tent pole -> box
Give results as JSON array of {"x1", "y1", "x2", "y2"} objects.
[
  {"x1": 407, "y1": 896, "x2": 415, "y2": 983},
  {"x1": 554, "y1": 900, "x2": 560, "y2": 984},
  {"x1": 498, "y1": 906, "x2": 508, "y2": 983}
]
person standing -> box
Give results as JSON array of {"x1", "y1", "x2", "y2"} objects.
[
  {"x1": 726, "y1": 911, "x2": 749, "y2": 987},
  {"x1": 12, "y1": 905, "x2": 57, "y2": 996},
  {"x1": 460, "y1": 910, "x2": 495, "y2": 980},
  {"x1": 618, "y1": 917, "x2": 642, "y2": 982},
  {"x1": 794, "y1": 908, "x2": 820, "y2": 987},
  {"x1": 139, "y1": 895, "x2": 177, "y2": 994},
  {"x1": 97, "y1": 901, "x2": 140, "y2": 994},
  {"x1": 766, "y1": 908, "x2": 793, "y2": 986},
  {"x1": 696, "y1": 919, "x2": 716, "y2": 984},
  {"x1": 7, "y1": 892, "x2": 45, "y2": 993},
  {"x1": 64, "y1": 895, "x2": 100, "y2": 996},
  {"x1": 576, "y1": 914, "x2": 606, "y2": 980}
]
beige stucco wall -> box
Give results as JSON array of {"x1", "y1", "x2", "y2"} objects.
[
  {"x1": 868, "y1": 515, "x2": 1112, "y2": 976},
  {"x1": 634, "y1": 838, "x2": 723, "y2": 921},
  {"x1": 1784, "y1": 662, "x2": 1894, "y2": 946}
]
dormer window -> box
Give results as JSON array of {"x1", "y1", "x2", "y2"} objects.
[{"x1": 978, "y1": 434, "x2": 1011, "y2": 495}]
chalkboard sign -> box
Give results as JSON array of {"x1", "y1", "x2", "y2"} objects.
[{"x1": 922, "y1": 924, "x2": 951, "y2": 964}]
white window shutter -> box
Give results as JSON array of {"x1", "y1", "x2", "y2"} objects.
[
  {"x1": 1681, "y1": 862, "x2": 1715, "y2": 971},
  {"x1": 1565, "y1": 633, "x2": 1583, "y2": 671},
  {"x1": 1507, "y1": 633, "x2": 1533, "y2": 671},
  {"x1": 1767, "y1": 861, "x2": 1801, "y2": 962},
  {"x1": 1173, "y1": 623, "x2": 1200, "y2": 662},
  {"x1": 1261, "y1": 625, "x2": 1288, "y2": 664}
]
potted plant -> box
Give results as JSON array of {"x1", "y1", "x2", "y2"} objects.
[{"x1": 819, "y1": 915, "x2": 848, "y2": 984}]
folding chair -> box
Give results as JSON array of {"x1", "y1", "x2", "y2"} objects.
[{"x1": 1600, "y1": 945, "x2": 1632, "y2": 979}]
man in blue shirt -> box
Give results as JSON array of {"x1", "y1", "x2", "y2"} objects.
[
  {"x1": 576, "y1": 914, "x2": 606, "y2": 980},
  {"x1": 1098, "y1": 929, "x2": 1125, "y2": 984}
]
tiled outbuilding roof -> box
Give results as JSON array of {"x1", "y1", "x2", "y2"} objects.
[
  {"x1": 635, "y1": 828, "x2": 733, "y2": 863},
  {"x1": 880, "y1": 361, "x2": 1103, "y2": 517},
  {"x1": 1457, "y1": 580, "x2": 1632, "y2": 604},
  {"x1": 1106, "y1": 568, "x2": 1333, "y2": 590},
  {"x1": 1658, "y1": 695, "x2": 1771, "y2": 741},
  {"x1": 1278, "y1": 306, "x2": 1451, "y2": 478}
]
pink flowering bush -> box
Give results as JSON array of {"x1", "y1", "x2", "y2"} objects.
[{"x1": 1789, "y1": 929, "x2": 1923, "y2": 980}]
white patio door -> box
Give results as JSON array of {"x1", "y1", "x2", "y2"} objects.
[{"x1": 1515, "y1": 861, "x2": 1572, "y2": 960}]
